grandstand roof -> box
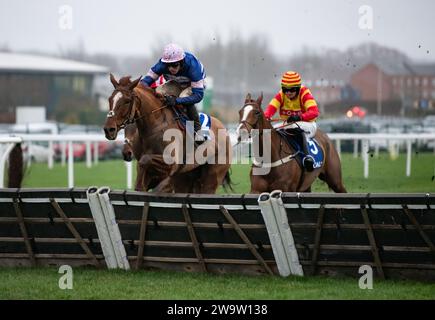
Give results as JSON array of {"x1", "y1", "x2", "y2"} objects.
[{"x1": 0, "y1": 52, "x2": 108, "y2": 75}]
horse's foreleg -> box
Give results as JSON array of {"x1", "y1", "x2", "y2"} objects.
[
  {"x1": 135, "y1": 162, "x2": 146, "y2": 191},
  {"x1": 198, "y1": 163, "x2": 231, "y2": 194},
  {"x1": 249, "y1": 174, "x2": 270, "y2": 194},
  {"x1": 153, "y1": 177, "x2": 174, "y2": 193},
  {"x1": 171, "y1": 174, "x2": 196, "y2": 193}
]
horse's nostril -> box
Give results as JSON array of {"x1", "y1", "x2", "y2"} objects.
[{"x1": 109, "y1": 127, "x2": 116, "y2": 133}]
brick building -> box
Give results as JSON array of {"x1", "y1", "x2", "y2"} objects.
[{"x1": 350, "y1": 62, "x2": 435, "y2": 114}]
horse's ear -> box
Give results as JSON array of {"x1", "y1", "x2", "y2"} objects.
[
  {"x1": 129, "y1": 76, "x2": 142, "y2": 90},
  {"x1": 256, "y1": 92, "x2": 263, "y2": 106},
  {"x1": 110, "y1": 73, "x2": 118, "y2": 88},
  {"x1": 245, "y1": 93, "x2": 252, "y2": 103}
]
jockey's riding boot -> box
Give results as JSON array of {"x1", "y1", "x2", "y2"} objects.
[
  {"x1": 302, "y1": 134, "x2": 315, "y2": 172},
  {"x1": 186, "y1": 104, "x2": 204, "y2": 145}
]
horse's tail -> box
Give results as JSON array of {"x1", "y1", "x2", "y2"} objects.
[
  {"x1": 7, "y1": 143, "x2": 24, "y2": 188},
  {"x1": 222, "y1": 169, "x2": 234, "y2": 193}
]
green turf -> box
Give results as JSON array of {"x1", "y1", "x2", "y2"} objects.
[
  {"x1": 6, "y1": 152, "x2": 435, "y2": 300},
  {"x1": 0, "y1": 267, "x2": 434, "y2": 300},
  {"x1": 21, "y1": 153, "x2": 435, "y2": 193}
]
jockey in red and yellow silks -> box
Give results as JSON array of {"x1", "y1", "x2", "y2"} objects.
[{"x1": 264, "y1": 71, "x2": 320, "y2": 172}]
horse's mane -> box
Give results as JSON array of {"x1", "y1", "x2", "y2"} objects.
[
  {"x1": 116, "y1": 75, "x2": 160, "y2": 99},
  {"x1": 130, "y1": 81, "x2": 162, "y2": 99},
  {"x1": 132, "y1": 84, "x2": 165, "y2": 111}
]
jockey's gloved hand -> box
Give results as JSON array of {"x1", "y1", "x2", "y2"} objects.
[
  {"x1": 165, "y1": 95, "x2": 177, "y2": 107},
  {"x1": 286, "y1": 115, "x2": 301, "y2": 123}
]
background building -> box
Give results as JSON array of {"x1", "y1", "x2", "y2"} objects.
[
  {"x1": 350, "y1": 62, "x2": 435, "y2": 115},
  {"x1": 0, "y1": 52, "x2": 108, "y2": 124}
]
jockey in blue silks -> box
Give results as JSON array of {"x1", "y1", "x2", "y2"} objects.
[{"x1": 139, "y1": 43, "x2": 206, "y2": 140}]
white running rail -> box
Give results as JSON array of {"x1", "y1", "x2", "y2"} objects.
[{"x1": 1, "y1": 132, "x2": 434, "y2": 188}]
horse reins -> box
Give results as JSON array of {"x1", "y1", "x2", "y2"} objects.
[{"x1": 240, "y1": 102, "x2": 300, "y2": 167}]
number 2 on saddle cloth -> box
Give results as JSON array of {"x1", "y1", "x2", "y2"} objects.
[
  {"x1": 171, "y1": 106, "x2": 211, "y2": 141},
  {"x1": 157, "y1": 76, "x2": 211, "y2": 140}
]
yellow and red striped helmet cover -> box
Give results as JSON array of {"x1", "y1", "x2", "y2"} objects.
[{"x1": 281, "y1": 71, "x2": 302, "y2": 88}]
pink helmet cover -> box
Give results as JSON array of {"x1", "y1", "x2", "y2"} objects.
[{"x1": 161, "y1": 43, "x2": 186, "y2": 63}]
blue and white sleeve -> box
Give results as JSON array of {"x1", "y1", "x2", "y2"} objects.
[{"x1": 140, "y1": 61, "x2": 165, "y2": 86}]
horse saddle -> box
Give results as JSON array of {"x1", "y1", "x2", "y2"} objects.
[
  {"x1": 172, "y1": 108, "x2": 212, "y2": 140},
  {"x1": 163, "y1": 74, "x2": 191, "y2": 90},
  {"x1": 276, "y1": 128, "x2": 324, "y2": 170},
  {"x1": 157, "y1": 76, "x2": 211, "y2": 140},
  {"x1": 154, "y1": 75, "x2": 192, "y2": 97}
]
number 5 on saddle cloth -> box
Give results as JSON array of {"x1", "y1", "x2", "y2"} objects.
[{"x1": 277, "y1": 127, "x2": 324, "y2": 170}]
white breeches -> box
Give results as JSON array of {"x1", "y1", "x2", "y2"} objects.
[
  {"x1": 284, "y1": 121, "x2": 317, "y2": 138},
  {"x1": 180, "y1": 87, "x2": 193, "y2": 98}
]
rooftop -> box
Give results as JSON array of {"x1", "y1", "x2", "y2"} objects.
[
  {"x1": 371, "y1": 60, "x2": 435, "y2": 76},
  {"x1": 0, "y1": 52, "x2": 109, "y2": 75}
]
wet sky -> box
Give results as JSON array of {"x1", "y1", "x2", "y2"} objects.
[{"x1": 0, "y1": 0, "x2": 434, "y2": 61}]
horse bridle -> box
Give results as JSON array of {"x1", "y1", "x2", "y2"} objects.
[
  {"x1": 239, "y1": 102, "x2": 297, "y2": 159},
  {"x1": 107, "y1": 90, "x2": 142, "y2": 129},
  {"x1": 240, "y1": 103, "x2": 262, "y2": 132},
  {"x1": 124, "y1": 137, "x2": 132, "y2": 146}
]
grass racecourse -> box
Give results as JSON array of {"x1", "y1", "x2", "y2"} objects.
[
  {"x1": 20, "y1": 152, "x2": 435, "y2": 192},
  {"x1": 1, "y1": 152, "x2": 435, "y2": 299}
]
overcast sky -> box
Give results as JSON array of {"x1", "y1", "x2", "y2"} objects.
[{"x1": 0, "y1": 0, "x2": 434, "y2": 61}]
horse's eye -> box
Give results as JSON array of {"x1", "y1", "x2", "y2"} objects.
[{"x1": 254, "y1": 110, "x2": 261, "y2": 116}]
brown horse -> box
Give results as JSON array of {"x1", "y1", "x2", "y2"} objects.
[
  {"x1": 121, "y1": 123, "x2": 174, "y2": 192},
  {"x1": 236, "y1": 93, "x2": 347, "y2": 193},
  {"x1": 122, "y1": 123, "x2": 138, "y2": 162},
  {"x1": 103, "y1": 74, "x2": 232, "y2": 194},
  {"x1": 7, "y1": 143, "x2": 24, "y2": 188}
]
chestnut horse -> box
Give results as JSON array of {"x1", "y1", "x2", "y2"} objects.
[
  {"x1": 122, "y1": 123, "x2": 173, "y2": 192},
  {"x1": 103, "y1": 74, "x2": 232, "y2": 193},
  {"x1": 236, "y1": 93, "x2": 347, "y2": 193},
  {"x1": 122, "y1": 123, "x2": 138, "y2": 162}
]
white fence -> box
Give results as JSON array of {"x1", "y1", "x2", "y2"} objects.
[
  {"x1": 1, "y1": 133, "x2": 435, "y2": 189},
  {"x1": 330, "y1": 133, "x2": 435, "y2": 178},
  {"x1": 0, "y1": 134, "x2": 130, "y2": 189}
]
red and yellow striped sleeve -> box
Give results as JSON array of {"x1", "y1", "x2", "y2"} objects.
[
  {"x1": 299, "y1": 87, "x2": 319, "y2": 121},
  {"x1": 264, "y1": 91, "x2": 283, "y2": 119}
]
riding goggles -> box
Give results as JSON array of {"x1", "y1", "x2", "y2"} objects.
[
  {"x1": 166, "y1": 62, "x2": 181, "y2": 68},
  {"x1": 282, "y1": 86, "x2": 300, "y2": 94}
]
